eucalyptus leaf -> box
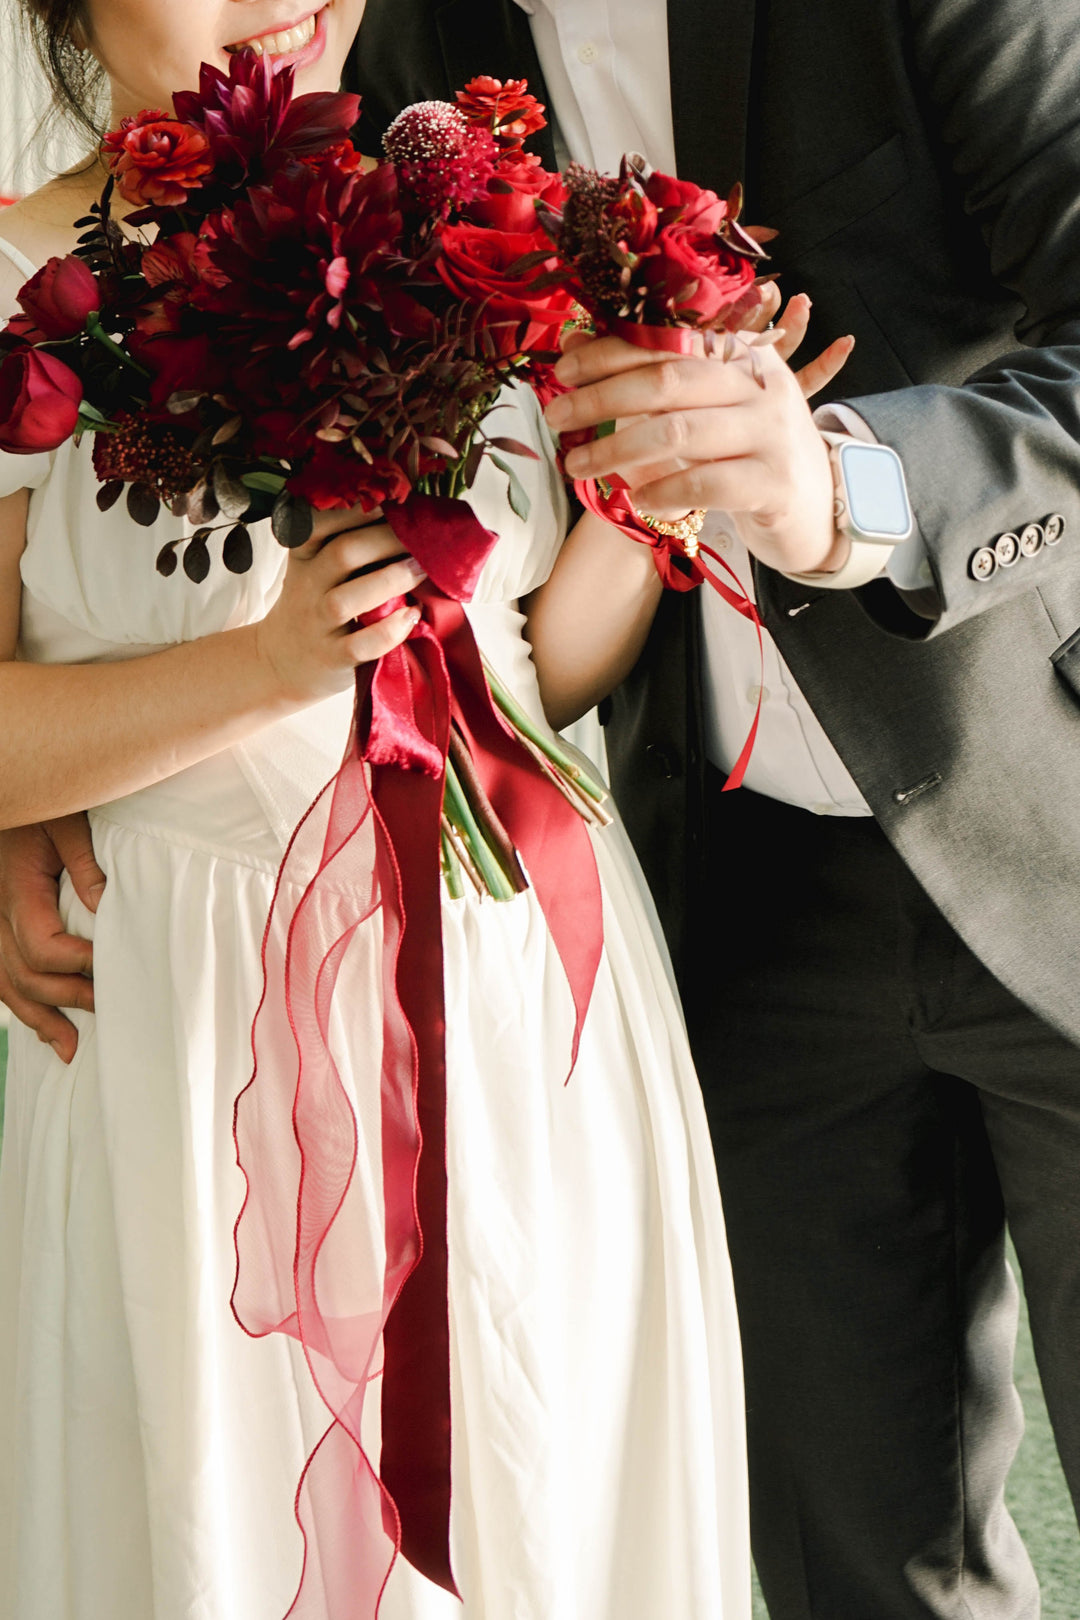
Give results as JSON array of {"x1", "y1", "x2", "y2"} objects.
[
  {"x1": 96, "y1": 479, "x2": 124, "y2": 513},
  {"x1": 155, "y1": 543, "x2": 179, "y2": 577},
  {"x1": 271, "y1": 491, "x2": 314, "y2": 549},
  {"x1": 183, "y1": 534, "x2": 211, "y2": 583},
  {"x1": 126, "y1": 483, "x2": 161, "y2": 527},
  {"x1": 222, "y1": 524, "x2": 254, "y2": 575},
  {"x1": 212, "y1": 461, "x2": 251, "y2": 521}
]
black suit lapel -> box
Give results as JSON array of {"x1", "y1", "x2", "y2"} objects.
[
  {"x1": 433, "y1": 0, "x2": 559, "y2": 171},
  {"x1": 667, "y1": 0, "x2": 757, "y2": 195}
]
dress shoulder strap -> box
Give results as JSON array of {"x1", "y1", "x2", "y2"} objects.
[{"x1": 0, "y1": 234, "x2": 39, "y2": 280}]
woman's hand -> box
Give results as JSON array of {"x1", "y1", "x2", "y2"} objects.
[{"x1": 255, "y1": 511, "x2": 427, "y2": 704}]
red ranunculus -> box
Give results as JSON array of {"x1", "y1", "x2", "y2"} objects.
[
  {"x1": 7, "y1": 255, "x2": 100, "y2": 342},
  {"x1": 456, "y1": 77, "x2": 548, "y2": 149},
  {"x1": 436, "y1": 223, "x2": 576, "y2": 353},
  {"x1": 467, "y1": 159, "x2": 566, "y2": 234},
  {"x1": 102, "y1": 109, "x2": 214, "y2": 207},
  {"x1": 0, "y1": 346, "x2": 82, "y2": 452}
]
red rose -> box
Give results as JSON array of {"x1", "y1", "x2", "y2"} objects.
[
  {"x1": 7, "y1": 255, "x2": 100, "y2": 342},
  {"x1": 290, "y1": 440, "x2": 414, "y2": 512},
  {"x1": 127, "y1": 330, "x2": 223, "y2": 408},
  {"x1": 102, "y1": 110, "x2": 214, "y2": 207},
  {"x1": 436, "y1": 223, "x2": 576, "y2": 353},
  {"x1": 0, "y1": 346, "x2": 82, "y2": 452},
  {"x1": 468, "y1": 159, "x2": 566, "y2": 234},
  {"x1": 641, "y1": 222, "x2": 758, "y2": 325},
  {"x1": 642, "y1": 169, "x2": 728, "y2": 233}
]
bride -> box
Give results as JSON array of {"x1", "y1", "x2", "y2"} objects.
[{"x1": 0, "y1": 2, "x2": 831, "y2": 1616}]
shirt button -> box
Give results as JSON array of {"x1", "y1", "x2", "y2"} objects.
[
  {"x1": 747, "y1": 683, "x2": 770, "y2": 704},
  {"x1": 577, "y1": 41, "x2": 599, "y2": 64},
  {"x1": 713, "y1": 531, "x2": 732, "y2": 552}
]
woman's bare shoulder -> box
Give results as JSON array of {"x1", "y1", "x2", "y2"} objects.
[{"x1": 0, "y1": 165, "x2": 101, "y2": 268}]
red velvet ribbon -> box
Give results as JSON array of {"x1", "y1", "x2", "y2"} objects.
[
  {"x1": 574, "y1": 475, "x2": 765, "y2": 791},
  {"x1": 233, "y1": 492, "x2": 604, "y2": 1618}
]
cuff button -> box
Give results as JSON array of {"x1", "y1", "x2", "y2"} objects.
[
  {"x1": 994, "y1": 532, "x2": 1020, "y2": 567},
  {"x1": 1044, "y1": 513, "x2": 1066, "y2": 546},
  {"x1": 1020, "y1": 523, "x2": 1045, "y2": 557},
  {"x1": 970, "y1": 546, "x2": 998, "y2": 581}
]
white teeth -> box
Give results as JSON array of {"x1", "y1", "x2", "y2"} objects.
[{"x1": 230, "y1": 11, "x2": 317, "y2": 57}]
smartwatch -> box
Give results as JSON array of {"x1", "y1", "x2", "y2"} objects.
[{"x1": 782, "y1": 430, "x2": 915, "y2": 590}]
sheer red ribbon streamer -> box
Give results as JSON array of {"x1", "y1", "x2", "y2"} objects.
[
  {"x1": 232, "y1": 493, "x2": 604, "y2": 1619},
  {"x1": 574, "y1": 475, "x2": 765, "y2": 791}
]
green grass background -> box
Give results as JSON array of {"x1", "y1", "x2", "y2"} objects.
[{"x1": 0, "y1": 1027, "x2": 1075, "y2": 1612}]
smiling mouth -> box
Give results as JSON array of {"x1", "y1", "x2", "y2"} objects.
[{"x1": 226, "y1": 8, "x2": 321, "y2": 57}]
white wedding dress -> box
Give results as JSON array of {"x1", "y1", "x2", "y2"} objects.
[{"x1": 0, "y1": 236, "x2": 750, "y2": 1620}]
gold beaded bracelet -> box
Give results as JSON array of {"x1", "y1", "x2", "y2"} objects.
[{"x1": 633, "y1": 506, "x2": 707, "y2": 559}]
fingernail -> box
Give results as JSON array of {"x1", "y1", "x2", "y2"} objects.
[
  {"x1": 407, "y1": 606, "x2": 423, "y2": 626},
  {"x1": 553, "y1": 352, "x2": 580, "y2": 386},
  {"x1": 404, "y1": 557, "x2": 427, "y2": 581},
  {"x1": 88, "y1": 879, "x2": 106, "y2": 910},
  {"x1": 49, "y1": 1040, "x2": 67, "y2": 1062}
]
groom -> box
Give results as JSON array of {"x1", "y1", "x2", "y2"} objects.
[
  {"x1": 345, "y1": 3, "x2": 1080, "y2": 1618},
  {"x1": 3, "y1": 0, "x2": 1080, "y2": 1614}
]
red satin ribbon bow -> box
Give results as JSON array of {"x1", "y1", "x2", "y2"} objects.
[{"x1": 233, "y1": 492, "x2": 604, "y2": 1618}]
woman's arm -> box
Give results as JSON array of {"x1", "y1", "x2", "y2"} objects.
[
  {"x1": 523, "y1": 509, "x2": 663, "y2": 731},
  {"x1": 0, "y1": 490, "x2": 424, "y2": 829}
]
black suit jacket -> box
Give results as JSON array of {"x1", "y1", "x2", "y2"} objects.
[{"x1": 349, "y1": 0, "x2": 1080, "y2": 1044}]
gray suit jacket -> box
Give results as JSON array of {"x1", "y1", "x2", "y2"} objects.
[{"x1": 351, "y1": 0, "x2": 1080, "y2": 1044}]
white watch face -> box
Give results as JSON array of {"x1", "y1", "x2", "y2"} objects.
[{"x1": 840, "y1": 442, "x2": 913, "y2": 541}]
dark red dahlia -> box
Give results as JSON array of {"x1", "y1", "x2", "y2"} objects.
[
  {"x1": 170, "y1": 50, "x2": 360, "y2": 189},
  {"x1": 383, "y1": 101, "x2": 498, "y2": 217}
]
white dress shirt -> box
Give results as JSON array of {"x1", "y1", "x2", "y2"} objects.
[{"x1": 514, "y1": 0, "x2": 891, "y2": 812}]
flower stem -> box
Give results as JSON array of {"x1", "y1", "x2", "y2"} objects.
[
  {"x1": 443, "y1": 755, "x2": 517, "y2": 901},
  {"x1": 85, "y1": 312, "x2": 150, "y2": 378},
  {"x1": 483, "y1": 660, "x2": 609, "y2": 804}
]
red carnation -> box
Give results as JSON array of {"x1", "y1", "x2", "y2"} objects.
[
  {"x1": 7, "y1": 254, "x2": 100, "y2": 342},
  {"x1": 456, "y1": 77, "x2": 548, "y2": 151},
  {"x1": 0, "y1": 346, "x2": 82, "y2": 453},
  {"x1": 102, "y1": 110, "x2": 214, "y2": 207}
]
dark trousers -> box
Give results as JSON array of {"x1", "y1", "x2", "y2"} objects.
[{"x1": 687, "y1": 775, "x2": 1080, "y2": 1620}]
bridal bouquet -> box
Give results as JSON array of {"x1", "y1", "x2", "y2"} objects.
[
  {"x1": 0, "y1": 56, "x2": 609, "y2": 892},
  {"x1": 538, "y1": 154, "x2": 777, "y2": 787},
  {"x1": 0, "y1": 58, "x2": 607, "y2": 1616}
]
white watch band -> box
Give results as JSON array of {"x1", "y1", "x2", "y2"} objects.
[
  {"x1": 780, "y1": 430, "x2": 898, "y2": 590},
  {"x1": 781, "y1": 536, "x2": 896, "y2": 591}
]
